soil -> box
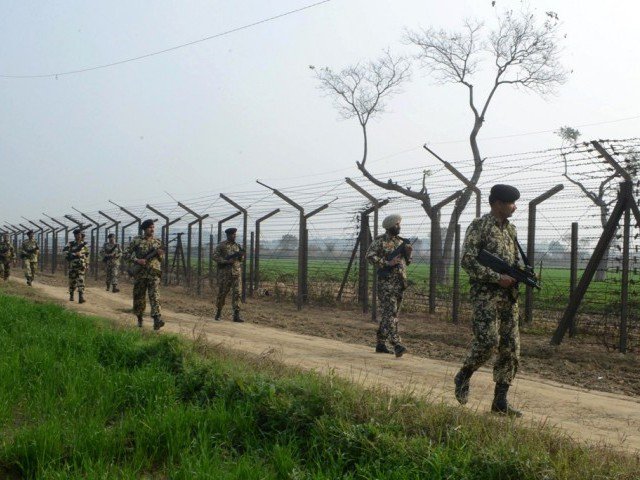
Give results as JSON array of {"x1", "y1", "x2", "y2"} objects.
[{"x1": 3, "y1": 271, "x2": 640, "y2": 452}]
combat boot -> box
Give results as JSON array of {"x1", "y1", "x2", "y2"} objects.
[
  {"x1": 454, "y1": 367, "x2": 473, "y2": 405},
  {"x1": 112, "y1": 285, "x2": 120, "y2": 293},
  {"x1": 491, "y1": 383, "x2": 523, "y2": 418},
  {"x1": 393, "y1": 344, "x2": 407, "y2": 358},
  {"x1": 375, "y1": 343, "x2": 393, "y2": 354},
  {"x1": 137, "y1": 315, "x2": 143, "y2": 328},
  {"x1": 233, "y1": 309, "x2": 244, "y2": 323},
  {"x1": 153, "y1": 315, "x2": 165, "y2": 331},
  {"x1": 69, "y1": 291, "x2": 74, "y2": 302},
  {"x1": 26, "y1": 279, "x2": 32, "y2": 286},
  {"x1": 106, "y1": 283, "x2": 110, "y2": 291},
  {"x1": 78, "y1": 292, "x2": 86, "y2": 304},
  {"x1": 214, "y1": 309, "x2": 221, "y2": 321}
]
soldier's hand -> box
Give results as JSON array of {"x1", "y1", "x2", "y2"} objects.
[
  {"x1": 405, "y1": 244, "x2": 413, "y2": 255},
  {"x1": 137, "y1": 259, "x2": 147, "y2": 266},
  {"x1": 387, "y1": 255, "x2": 402, "y2": 267},
  {"x1": 498, "y1": 274, "x2": 516, "y2": 288}
]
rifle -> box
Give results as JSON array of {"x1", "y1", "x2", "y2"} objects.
[
  {"x1": 102, "y1": 244, "x2": 120, "y2": 263},
  {"x1": 225, "y1": 249, "x2": 244, "y2": 262},
  {"x1": 128, "y1": 248, "x2": 161, "y2": 277},
  {"x1": 377, "y1": 237, "x2": 411, "y2": 279},
  {"x1": 477, "y1": 249, "x2": 541, "y2": 290},
  {"x1": 63, "y1": 241, "x2": 87, "y2": 262},
  {"x1": 20, "y1": 243, "x2": 39, "y2": 259}
]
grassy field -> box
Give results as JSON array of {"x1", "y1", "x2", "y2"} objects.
[
  {"x1": 251, "y1": 258, "x2": 640, "y2": 313},
  {"x1": 1, "y1": 292, "x2": 639, "y2": 478}
]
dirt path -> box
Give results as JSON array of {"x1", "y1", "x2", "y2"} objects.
[{"x1": 9, "y1": 279, "x2": 640, "y2": 453}]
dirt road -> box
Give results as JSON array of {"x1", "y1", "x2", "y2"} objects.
[{"x1": 10, "y1": 279, "x2": 640, "y2": 453}]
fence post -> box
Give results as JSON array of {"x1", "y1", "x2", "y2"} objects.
[
  {"x1": 524, "y1": 184, "x2": 564, "y2": 324},
  {"x1": 255, "y1": 209, "x2": 280, "y2": 294},
  {"x1": 218, "y1": 211, "x2": 242, "y2": 243},
  {"x1": 44, "y1": 215, "x2": 70, "y2": 275},
  {"x1": 452, "y1": 223, "x2": 461, "y2": 323},
  {"x1": 619, "y1": 197, "x2": 631, "y2": 353},
  {"x1": 147, "y1": 205, "x2": 182, "y2": 286},
  {"x1": 40, "y1": 220, "x2": 58, "y2": 273},
  {"x1": 178, "y1": 202, "x2": 209, "y2": 296},
  {"x1": 569, "y1": 222, "x2": 578, "y2": 337}
]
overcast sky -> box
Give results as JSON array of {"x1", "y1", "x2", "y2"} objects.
[{"x1": 1, "y1": 0, "x2": 639, "y2": 225}]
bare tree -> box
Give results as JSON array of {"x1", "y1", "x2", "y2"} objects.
[
  {"x1": 401, "y1": 10, "x2": 567, "y2": 281},
  {"x1": 313, "y1": 50, "x2": 411, "y2": 166}
]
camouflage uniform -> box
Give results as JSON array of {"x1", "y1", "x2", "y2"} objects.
[
  {"x1": 366, "y1": 233, "x2": 411, "y2": 350},
  {"x1": 64, "y1": 240, "x2": 90, "y2": 295},
  {"x1": 20, "y1": 238, "x2": 39, "y2": 284},
  {"x1": 101, "y1": 241, "x2": 122, "y2": 289},
  {"x1": 212, "y1": 240, "x2": 243, "y2": 315},
  {"x1": 124, "y1": 235, "x2": 163, "y2": 318},
  {"x1": 0, "y1": 239, "x2": 15, "y2": 280},
  {"x1": 460, "y1": 213, "x2": 520, "y2": 385}
]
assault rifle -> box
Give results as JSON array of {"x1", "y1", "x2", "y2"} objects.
[
  {"x1": 477, "y1": 249, "x2": 541, "y2": 290},
  {"x1": 128, "y1": 248, "x2": 161, "y2": 277},
  {"x1": 225, "y1": 249, "x2": 244, "y2": 262},
  {"x1": 20, "y1": 243, "x2": 39, "y2": 259},
  {"x1": 102, "y1": 244, "x2": 120, "y2": 263},
  {"x1": 377, "y1": 237, "x2": 411, "y2": 280},
  {"x1": 63, "y1": 241, "x2": 87, "y2": 262}
]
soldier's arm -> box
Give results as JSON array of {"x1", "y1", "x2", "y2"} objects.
[
  {"x1": 461, "y1": 220, "x2": 501, "y2": 284},
  {"x1": 365, "y1": 239, "x2": 386, "y2": 268},
  {"x1": 212, "y1": 244, "x2": 226, "y2": 264},
  {"x1": 123, "y1": 240, "x2": 137, "y2": 263}
]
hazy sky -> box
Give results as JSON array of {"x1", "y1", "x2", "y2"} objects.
[{"x1": 1, "y1": 0, "x2": 639, "y2": 225}]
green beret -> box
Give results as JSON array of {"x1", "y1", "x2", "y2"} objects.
[
  {"x1": 382, "y1": 214, "x2": 402, "y2": 229},
  {"x1": 489, "y1": 184, "x2": 520, "y2": 203}
]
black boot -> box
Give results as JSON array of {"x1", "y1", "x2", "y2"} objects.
[
  {"x1": 137, "y1": 315, "x2": 143, "y2": 328},
  {"x1": 106, "y1": 283, "x2": 110, "y2": 291},
  {"x1": 491, "y1": 383, "x2": 523, "y2": 417},
  {"x1": 112, "y1": 285, "x2": 120, "y2": 293},
  {"x1": 153, "y1": 315, "x2": 165, "y2": 331},
  {"x1": 233, "y1": 309, "x2": 244, "y2": 323},
  {"x1": 69, "y1": 291, "x2": 74, "y2": 302},
  {"x1": 393, "y1": 344, "x2": 407, "y2": 358},
  {"x1": 214, "y1": 308, "x2": 221, "y2": 321},
  {"x1": 454, "y1": 367, "x2": 473, "y2": 405},
  {"x1": 26, "y1": 278, "x2": 32, "y2": 286},
  {"x1": 78, "y1": 292, "x2": 85, "y2": 304},
  {"x1": 375, "y1": 343, "x2": 393, "y2": 354}
]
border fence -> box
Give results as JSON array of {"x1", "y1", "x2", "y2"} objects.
[{"x1": 3, "y1": 138, "x2": 640, "y2": 352}]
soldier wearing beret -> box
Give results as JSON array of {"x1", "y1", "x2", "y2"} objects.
[
  {"x1": 62, "y1": 228, "x2": 90, "y2": 303},
  {"x1": 124, "y1": 219, "x2": 165, "y2": 330},
  {"x1": 101, "y1": 233, "x2": 121, "y2": 293},
  {"x1": 454, "y1": 184, "x2": 523, "y2": 416},
  {"x1": 0, "y1": 232, "x2": 15, "y2": 281},
  {"x1": 212, "y1": 227, "x2": 244, "y2": 322},
  {"x1": 20, "y1": 230, "x2": 39, "y2": 286},
  {"x1": 366, "y1": 214, "x2": 412, "y2": 357}
]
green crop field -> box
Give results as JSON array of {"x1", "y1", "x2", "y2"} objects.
[{"x1": 1, "y1": 291, "x2": 637, "y2": 478}]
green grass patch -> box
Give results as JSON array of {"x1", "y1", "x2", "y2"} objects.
[{"x1": 0, "y1": 292, "x2": 637, "y2": 478}]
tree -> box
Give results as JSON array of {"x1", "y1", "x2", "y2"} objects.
[
  {"x1": 278, "y1": 234, "x2": 298, "y2": 251},
  {"x1": 404, "y1": 10, "x2": 566, "y2": 281}
]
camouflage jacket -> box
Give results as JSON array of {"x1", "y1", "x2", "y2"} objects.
[
  {"x1": 101, "y1": 242, "x2": 122, "y2": 263},
  {"x1": 20, "y1": 239, "x2": 39, "y2": 261},
  {"x1": 64, "y1": 240, "x2": 90, "y2": 270},
  {"x1": 461, "y1": 213, "x2": 520, "y2": 286},
  {"x1": 213, "y1": 240, "x2": 243, "y2": 276},
  {"x1": 124, "y1": 235, "x2": 163, "y2": 277},
  {"x1": 366, "y1": 233, "x2": 411, "y2": 285},
  {"x1": 0, "y1": 241, "x2": 14, "y2": 261}
]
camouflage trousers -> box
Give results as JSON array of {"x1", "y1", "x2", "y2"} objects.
[
  {"x1": 68, "y1": 267, "x2": 86, "y2": 293},
  {"x1": 23, "y1": 260, "x2": 37, "y2": 281},
  {"x1": 216, "y1": 270, "x2": 241, "y2": 312},
  {"x1": 0, "y1": 261, "x2": 10, "y2": 280},
  {"x1": 462, "y1": 288, "x2": 520, "y2": 385},
  {"x1": 105, "y1": 261, "x2": 119, "y2": 286},
  {"x1": 376, "y1": 277, "x2": 404, "y2": 346},
  {"x1": 133, "y1": 275, "x2": 161, "y2": 317}
]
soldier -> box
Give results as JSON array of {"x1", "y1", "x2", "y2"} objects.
[
  {"x1": 212, "y1": 227, "x2": 244, "y2": 322},
  {"x1": 124, "y1": 219, "x2": 164, "y2": 330},
  {"x1": 366, "y1": 214, "x2": 412, "y2": 358},
  {"x1": 101, "y1": 233, "x2": 121, "y2": 293},
  {"x1": 20, "y1": 230, "x2": 39, "y2": 286},
  {"x1": 0, "y1": 233, "x2": 15, "y2": 280},
  {"x1": 454, "y1": 184, "x2": 524, "y2": 417},
  {"x1": 63, "y1": 228, "x2": 90, "y2": 303}
]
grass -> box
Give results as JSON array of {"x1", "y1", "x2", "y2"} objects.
[{"x1": 1, "y1": 291, "x2": 638, "y2": 478}]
